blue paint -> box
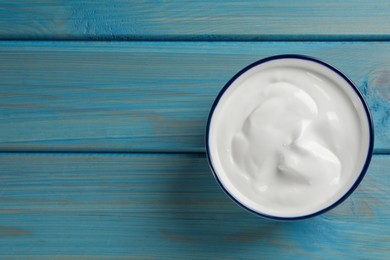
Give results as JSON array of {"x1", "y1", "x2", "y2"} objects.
[
  {"x1": 0, "y1": 1, "x2": 388, "y2": 258},
  {"x1": 0, "y1": 154, "x2": 388, "y2": 258},
  {"x1": 0, "y1": 1, "x2": 389, "y2": 40},
  {"x1": 0, "y1": 41, "x2": 389, "y2": 152}
]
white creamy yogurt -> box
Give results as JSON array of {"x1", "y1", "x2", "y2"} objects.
[{"x1": 207, "y1": 56, "x2": 372, "y2": 218}]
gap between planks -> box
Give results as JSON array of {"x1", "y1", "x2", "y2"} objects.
[
  {"x1": 0, "y1": 150, "x2": 388, "y2": 155},
  {"x1": 1, "y1": 37, "x2": 390, "y2": 42}
]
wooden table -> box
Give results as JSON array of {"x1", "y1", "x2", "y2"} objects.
[{"x1": 0, "y1": 1, "x2": 389, "y2": 258}]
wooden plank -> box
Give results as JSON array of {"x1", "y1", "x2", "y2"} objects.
[
  {"x1": 0, "y1": 41, "x2": 389, "y2": 152},
  {"x1": 0, "y1": 0, "x2": 389, "y2": 40},
  {"x1": 0, "y1": 153, "x2": 388, "y2": 258}
]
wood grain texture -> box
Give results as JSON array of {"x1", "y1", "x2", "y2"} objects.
[
  {"x1": 0, "y1": 153, "x2": 388, "y2": 258},
  {"x1": 0, "y1": 0, "x2": 389, "y2": 40},
  {"x1": 0, "y1": 41, "x2": 389, "y2": 152}
]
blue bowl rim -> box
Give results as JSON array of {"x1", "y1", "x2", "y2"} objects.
[{"x1": 205, "y1": 54, "x2": 375, "y2": 220}]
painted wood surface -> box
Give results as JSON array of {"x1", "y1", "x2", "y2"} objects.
[
  {"x1": 0, "y1": 41, "x2": 389, "y2": 153},
  {"x1": 0, "y1": 153, "x2": 388, "y2": 258},
  {"x1": 0, "y1": 1, "x2": 389, "y2": 258},
  {"x1": 0, "y1": 0, "x2": 390, "y2": 40}
]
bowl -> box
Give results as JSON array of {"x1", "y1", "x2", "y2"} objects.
[{"x1": 206, "y1": 55, "x2": 374, "y2": 220}]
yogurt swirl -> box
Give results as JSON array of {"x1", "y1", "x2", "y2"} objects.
[{"x1": 231, "y1": 82, "x2": 341, "y2": 206}]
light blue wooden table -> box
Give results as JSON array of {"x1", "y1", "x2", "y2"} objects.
[{"x1": 0, "y1": 1, "x2": 389, "y2": 259}]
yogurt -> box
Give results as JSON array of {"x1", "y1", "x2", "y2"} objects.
[{"x1": 207, "y1": 56, "x2": 372, "y2": 218}]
